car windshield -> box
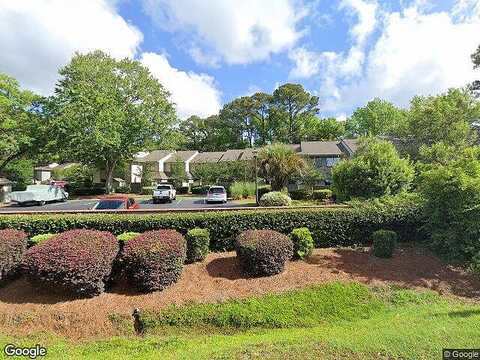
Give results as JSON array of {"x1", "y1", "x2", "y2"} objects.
[
  {"x1": 157, "y1": 185, "x2": 171, "y2": 190},
  {"x1": 95, "y1": 199, "x2": 125, "y2": 210},
  {"x1": 209, "y1": 187, "x2": 225, "y2": 194}
]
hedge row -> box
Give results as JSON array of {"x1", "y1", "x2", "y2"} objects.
[{"x1": 0, "y1": 196, "x2": 424, "y2": 251}]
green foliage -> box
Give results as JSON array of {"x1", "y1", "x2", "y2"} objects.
[
  {"x1": 418, "y1": 146, "x2": 480, "y2": 264},
  {"x1": 271, "y1": 83, "x2": 320, "y2": 143},
  {"x1": 312, "y1": 189, "x2": 333, "y2": 200},
  {"x1": 50, "y1": 51, "x2": 176, "y2": 193},
  {"x1": 3, "y1": 159, "x2": 33, "y2": 191},
  {"x1": 0, "y1": 195, "x2": 423, "y2": 251},
  {"x1": 345, "y1": 98, "x2": 406, "y2": 137},
  {"x1": 371, "y1": 230, "x2": 397, "y2": 258},
  {"x1": 402, "y1": 88, "x2": 480, "y2": 159},
  {"x1": 236, "y1": 230, "x2": 293, "y2": 276},
  {"x1": 289, "y1": 189, "x2": 312, "y2": 200},
  {"x1": 28, "y1": 233, "x2": 56, "y2": 247},
  {"x1": 259, "y1": 191, "x2": 292, "y2": 207},
  {"x1": 230, "y1": 181, "x2": 255, "y2": 199},
  {"x1": 141, "y1": 282, "x2": 383, "y2": 330},
  {"x1": 473, "y1": 44, "x2": 480, "y2": 69},
  {"x1": 306, "y1": 117, "x2": 346, "y2": 141},
  {"x1": 169, "y1": 159, "x2": 187, "y2": 189},
  {"x1": 52, "y1": 164, "x2": 93, "y2": 190},
  {"x1": 116, "y1": 232, "x2": 140, "y2": 243},
  {"x1": 191, "y1": 161, "x2": 255, "y2": 186},
  {"x1": 258, "y1": 144, "x2": 307, "y2": 191},
  {"x1": 186, "y1": 228, "x2": 210, "y2": 263},
  {"x1": 290, "y1": 227, "x2": 314, "y2": 260},
  {"x1": 0, "y1": 73, "x2": 50, "y2": 174},
  {"x1": 332, "y1": 138, "x2": 414, "y2": 200}
]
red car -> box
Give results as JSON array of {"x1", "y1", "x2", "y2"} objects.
[{"x1": 92, "y1": 196, "x2": 140, "y2": 210}]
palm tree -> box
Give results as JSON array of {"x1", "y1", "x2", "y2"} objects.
[{"x1": 258, "y1": 144, "x2": 307, "y2": 191}]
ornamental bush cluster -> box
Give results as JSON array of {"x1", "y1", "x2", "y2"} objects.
[
  {"x1": 371, "y1": 229, "x2": 398, "y2": 258},
  {"x1": 0, "y1": 229, "x2": 28, "y2": 282},
  {"x1": 186, "y1": 228, "x2": 210, "y2": 263},
  {"x1": 23, "y1": 230, "x2": 119, "y2": 297},
  {"x1": 122, "y1": 230, "x2": 187, "y2": 292},
  {"x1": 236, "y1": 230, "x2": 293, "y2": 276},
  {"x1": 259, "y1": 191, "x2": 292, "y2": 207}
]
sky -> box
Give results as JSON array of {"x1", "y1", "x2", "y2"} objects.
[{"x1": 0, "y1": 0, "x2": 479, "y2": 120}]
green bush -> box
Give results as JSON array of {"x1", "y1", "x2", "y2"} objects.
[
  {"x1": 115, "y1": 186, "x2": 130, "y2": 194},
  {"x1": 469, "y1": 252, "x2": 480, "y2": 275},
  {"x1": 259, "y1": 191, "x2": 292, "y2": 207},
  {"x1": 257, "y1": 185, "x2": 271, "y2": 199},
  {"x1": 28, "y1": 233, "x2": 56, "y2": 247},
  {"x1": 117, "y1": 232, "x2": 140, "y2": 243},
  {"x1": 289, "y1": 189, "x2": 312, "y2": 200},
  {"x1": 186, "y1": 228, "x2": 210, "y2": 263},
  {"x1": 230, "y1": 182, "x2": 256, "y2": 200},
  {"x1": 236, "y1": 230, "x2": 293, "y2": 276},
  {"x1": 312, "y1": 189, "x2": 333, "y2": 201},
  {"x1": 0, "y1": 194, "x2": 423, "y2": 251},
  {"x1": 290, "y1": 228, "x2": 314, "y2": 260},
  {"x1": 371, "y1": 230, "x2": 398, "y2": 258},
  {"x1": 141, "y1": 186, "x2": 155, "y2": 195},
  {"x1": 191, "y1": 185, "x2": 210, "y2": 195}
]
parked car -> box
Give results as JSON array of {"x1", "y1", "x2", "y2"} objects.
[
  {"x1": 9, "y1": 185, "x2": 68, "y2": 206},
  {"x1": 152, "y1": 184, "x2": 176, "y2": 203},
  {"x1": 205, "y1": 186, "x2": 227, "y2": 204},
  {"x1": 92, "y1": 196, "x2": 139, "y2": 210}
]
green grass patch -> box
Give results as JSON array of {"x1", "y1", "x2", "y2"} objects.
[{"x1": 1, "y1": 282, "x2": 479, "y2": 359}]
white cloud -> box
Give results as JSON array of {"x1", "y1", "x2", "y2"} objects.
[
  {"x1": 321, "y1": 6, "x2": 480, "y2": 113},
  {"x1": 142, "y1": 0, "x2": 305, "y2": 65},
  {"x1": 0, "y1": 0, "x2": 142, "y2": 95},
  {"x1": 141, "y1": 52, "x2": 222, "y2": 119},
  {"x1": 340, "y1": 0, "x2": 378, "y2": 45},
  {"x1": 289, "y1": 0, "x2": 376, "y2": 80}
]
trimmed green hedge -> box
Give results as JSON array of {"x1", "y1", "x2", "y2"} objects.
[{"x1": 0, "y1": 196, "x2": 424, "y2": 251}]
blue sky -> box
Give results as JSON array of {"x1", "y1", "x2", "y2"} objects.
[{"x1": 0, "y1": 0, "x2": 479, "y2": 120}]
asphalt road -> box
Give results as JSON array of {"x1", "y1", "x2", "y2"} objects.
[{"x1": 0, "y1": 196, "x2": 255, "y2": 212}]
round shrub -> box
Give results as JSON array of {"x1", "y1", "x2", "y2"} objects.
[
  {"x1": 259, "y1": 191, "x2": 292, "y2": 207},
  {"x1": 28, "y1": 233, "x2": 56, "y2": 247},
  {"x1": 0, "y1": 229, "x2": 28, "y2": 282},
  {"x1": 290, "y1": 227, "x2": 314, "y2": 260},
  {"x1": 371, "y1": 230, "x2": 398, "y2": 258},
  {"x1": 122, "y1": 230, "x2": 186, "y2": 292},
  {"x1": 312, "y1": 189, "x2": 333, "y2": 201},
  {"x1": 289, "y1": 189, "x2": 312, "y2": 200},
  {"x1": 23, "y1": 229, "x2": 119, "y2": 297},
  {"x1": 186, "y1": 228, "x2": 210, "y2": 263},
  {"x1": 235, "y1": 230, "x2": 293, "y2": 276}
]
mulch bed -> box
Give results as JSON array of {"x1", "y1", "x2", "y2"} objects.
[{"x1": 0, "y1": 246, "x2": 478, "y2": 339}]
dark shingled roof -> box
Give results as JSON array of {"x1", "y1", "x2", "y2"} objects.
[
  {"x1": 136, "y1": 150, "x2": 173, "y2": 162},
  {"x1": 219, "y1": 149, "x2": 244, "y2": 161},
  {"x1": 164, "y1": 151, "x2": 198, "y2": 163},
  {"x1": 299, "y1": 141, "x2": 343, "y2": 156},
  {"x1": 191, "y1": 151, "x2": 225, "y2": 163}
]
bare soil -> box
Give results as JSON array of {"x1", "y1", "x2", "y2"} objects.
[{"x1": 0, "y1": 246, "x2": 478, "y2": 340}]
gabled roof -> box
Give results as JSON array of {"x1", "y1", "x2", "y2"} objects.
[
  {"x1": 300, "y1": 141, "x2": 343, "y2": 156},
  {"x1": 239, "y1": 148, "x2": 256, "y2": 161},
  {"x1": 190, "y1": 151, "x2": 225, "y2": 163},
  {"x1": 136, "y1": 150, "x2": 173, "y2": 162},
  {"x1": 340, "y1": 139, "x2": 358, "y2": 154},
  {"x1": 164, "y1": 151, "x2": 198, "y2": 163},
  {"x1": 219, "y1": 149, "x2": 244, "y2": 161}
]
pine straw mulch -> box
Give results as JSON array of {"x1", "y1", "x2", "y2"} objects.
[{"x1": 0, "y1": 245, "x2": 479, "y2": 340}]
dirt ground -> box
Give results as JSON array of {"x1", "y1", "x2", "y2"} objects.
[{"x1": 0, "y1": 246, "x2": 479, "y2": 340}]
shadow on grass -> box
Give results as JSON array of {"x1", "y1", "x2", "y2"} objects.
[{"x1": 307, "y1": 247, "x2": 480, "y2": 299}]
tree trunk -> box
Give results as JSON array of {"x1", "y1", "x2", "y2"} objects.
[{"x1": 105, "y1": 160, "x2": 117, "y2": 194}]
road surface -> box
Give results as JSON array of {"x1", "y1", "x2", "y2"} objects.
[{"x1": 0, "y1": 196, "x2": 256, "y2": 212}]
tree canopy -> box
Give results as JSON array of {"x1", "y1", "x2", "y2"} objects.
[{"x1": 50, "y1": 51, "x2": 177, "y2": 192}]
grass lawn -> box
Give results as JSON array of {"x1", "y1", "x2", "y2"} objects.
[{"x1": 1, "y1": 282, "x2": 479, "y2": 359}]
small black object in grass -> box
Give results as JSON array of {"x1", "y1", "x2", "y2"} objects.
[{"x1": 132, "y1": 308, "x2": 144, "y2": 336}]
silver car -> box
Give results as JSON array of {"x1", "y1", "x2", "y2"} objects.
[{"x1": 205, "y1": 186, "x2": 227, "y2": 204}]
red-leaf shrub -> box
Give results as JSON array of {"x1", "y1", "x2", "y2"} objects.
[
  {"x1": 23, "y1": 229, "x2": 119, "y2": 297},
  {"x1": 0, "y1": 229, "x2": 28, "y2": 283},
  {"x1": 236, "y1": 230, "x2": 293, "y2": 276},
  {"x1": 122, "y1": 230, "x2": 186, "y2": 292}
]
